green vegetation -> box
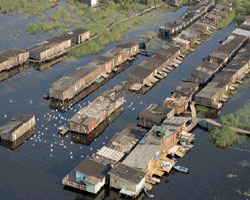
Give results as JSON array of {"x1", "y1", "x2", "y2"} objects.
[
  {"x1": 216, "y1": 0, "x2": 250, "y2": 29},
  {"x1": 208, "y1": 114, "x2": 240, "y2": 148},
  {"x1": 140, "y1": 31, "x2": 157, "y2": 39},
  {"x1": 68, "y1": 12, "x2": 153, "y2": 56},
  {"x1": 239, "y1": 160, "x2": 250, "y2": 168},
  {"x1": 27, "y1": 1, "x2": 152, "y2": 35},
  {"x1": 196, "y1": 105, "x2": 219, "y2": 118},
  {"x1": 236, "y1": 189, "x2": 250, "y2": 197},
  {"x1": 208, "y1": 99, "x2": 250, "y2": 148},
  {"x1": 0, "y1": 0, "x2": 56, "y2": 15},
  {"x1": 236, "y1": 100, "x2": 250, "y2": 131},
  {"x1": 226, "y1": 173, "x2": 237, "y2": 178}
]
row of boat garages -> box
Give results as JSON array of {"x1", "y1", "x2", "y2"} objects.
[
  {"x1": 128, "y1": 1, "x2": 232, "y2": 91},
  {"x1": 1, "y1": 0, "x2": 250, "y2": 198},
  {"x1": 0, "y1": 29, "x2": 90, "y2": 81},
  {"x1": 60, "y1": 16, "x2": 250, "y2": 198}
]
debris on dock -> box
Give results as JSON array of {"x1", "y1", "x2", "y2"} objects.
[{"x1": 58, "y1": 125, "x2": 69, "y2": 136}]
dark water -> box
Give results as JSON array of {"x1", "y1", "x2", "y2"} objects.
[{"x1": 0, "y1": 6, "x2": 249, "y2": 200}]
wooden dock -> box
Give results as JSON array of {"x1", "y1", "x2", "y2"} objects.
[{"x1": 188, "y1": 102, "x2": 250, "y2": 135}]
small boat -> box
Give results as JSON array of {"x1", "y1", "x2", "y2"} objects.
[
  {"x1": 171, "y1": 157, "x2": 177, "y2": 162},
  {"x1": 151, "y1": 177, "x2": 160, "y2": 183},
  {"x1": 143, "y1": 188, "x2": 154, "y2": 198},
  {"x1": 96, "y1": 77, "x2": 104, "y2": 83},
  {"x1": 173, "y1": 165, "x2": 189, "y2": 174},
  {"x1": 180, "y1": 141, "x2": 193, "y2": 148},
  {"x1": 43, "y1": 94, "x2": 50, "y2": 100}
]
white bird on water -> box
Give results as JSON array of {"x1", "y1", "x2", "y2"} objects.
[{"x1": 4, "y1": 114, "x2": 7, "y2": 118}]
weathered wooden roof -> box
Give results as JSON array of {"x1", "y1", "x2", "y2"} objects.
[
  {"x1": 122, "y1": 144, "x2": 160, "y2": 170},
  {"x1": 0, "y1": 115, "x2": 34, "y2": 136},
  {"x1": 109, "y1": 163, "x2": 145, "y2": 184},
  {"x1": 75, "y1": 158, "x2": 108, "y2": 179}
]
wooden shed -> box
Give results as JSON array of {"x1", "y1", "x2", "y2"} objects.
[
  {"x1": 28, "y1": 36, "x2": 72, "y2": 61},
  {"x1": 0, "y1": 115, "x2": 36, "y2": 142},
  {"x1": 0, "y1": 48, "x2": 29, "y2": 72},
  {"x1": 79, "y1": 0, "x2": 99, "y2": 7},
  {"x1": 138, "y1": 103, "x2": 175, "y2": 129},
  {"x1": 50, "y1": 43, "x2": 139, "y2": 101},
  {"x1": 109, "y1": 163, "x2": 146, "y2": 197},
  {"x1": 64, "y1": 29, "x2": 90, "y2": 45}
]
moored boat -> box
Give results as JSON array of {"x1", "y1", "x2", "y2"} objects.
[
  {"x1": 143, "y1": 188, "x2": 154, "y2": 199},
  {"x1": 173, "y1": 165, "x2": 189, "y2": 174},
  {"x1": 180, "y1": 141, "x2": 193, "y2": 149}
]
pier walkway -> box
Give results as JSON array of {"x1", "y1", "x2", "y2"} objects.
[{"x1": 187, "y1": 102, "x2": 250, "y2": 135}]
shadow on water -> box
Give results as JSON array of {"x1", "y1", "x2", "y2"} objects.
[
  {"x1": 64, "y1": 186, "x2": 146, "y2": 200},
  {"x1": 70, "y1": 107, "x2": 124, "y2": 145},
  {"x1": 49, "y1": 59, "x2": 136, "y2": 112},
  {"x1": 0, "y1": 128, "x2": 35, "y2": 150}
]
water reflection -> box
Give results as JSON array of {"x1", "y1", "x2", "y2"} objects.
[
  {"x1": 0, "y1": 128, "x2": 35, "y2": 150},
  {"x1": 49, "y1": 60, "x2": 135, "y2": 112},
  {"x1": 0, "y1": 64, "x2": 29, "y2": 82},
  {"x1": 64, "y1": 186, "x2": 146, "y2": 200},
  {"x1": 70, "y1": 107, "x2": 124, "y2": 145}
]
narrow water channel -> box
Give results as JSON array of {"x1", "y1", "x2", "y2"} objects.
[{"x1": 0, "y1": 5, "x2": 249, "y2": 200}]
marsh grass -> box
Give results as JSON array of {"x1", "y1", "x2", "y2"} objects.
[
  {"x1": 227, "y1": 174, "x2": 237, "y2": 178},
  {"x1": 216, "y1": 0, "x2": 250, "y2": 29},
  {"x1": 0, "y1": 0, "x2": 56, "y2": 15},
  {"x1": 208, "y1": 114, "x2": 240, "y2": 148}
]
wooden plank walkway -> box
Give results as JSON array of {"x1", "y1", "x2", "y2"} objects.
[
  {"x1": 187, "y1": 102, "x2": 250, "y2": 135},
  {"x1": 203, "y1": 118, "x2": 250, "y2": 135}
]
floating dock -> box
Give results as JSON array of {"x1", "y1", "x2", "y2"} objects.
[{"x1": 69, "y1": 86, "x2": 124, "y2": 134}]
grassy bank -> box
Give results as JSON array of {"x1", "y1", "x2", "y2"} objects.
[
  {"x1": 26, "y1": 0, "x2": 172, "y2": 57},
  {"x1": 208, "y1": 99, "x2": 250, "y2": 147},
  {"x1": 27, "y1": 1, "x2": 149, "y2": 35},
  {"x1": 208, "y1": 114, "x2": 240, "y2": 148},
  {"x1": 236, "y1": 100, "x2": 250, "y2": 131},
  {"x1": 68, "y1": 13, "x2": 153, "y2": 57},
  {"x1": 216, "y1": 0, "x2": 250, "y2": 29},
  {"x1": 0, "y1": 0, "x2": 56, "y2": 15}
]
